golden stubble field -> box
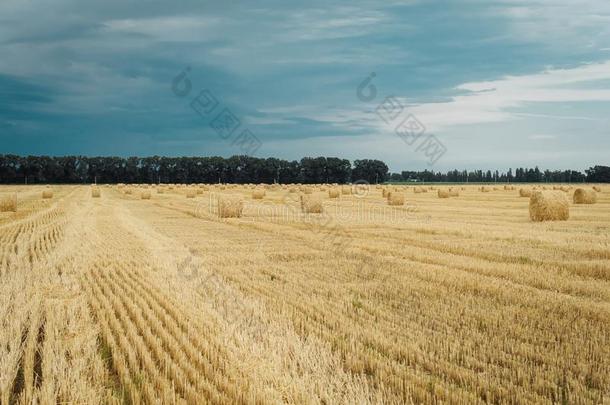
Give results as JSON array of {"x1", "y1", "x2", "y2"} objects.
[{"x1": 0, "y1": 183, "x2": 608, "y2": 404}]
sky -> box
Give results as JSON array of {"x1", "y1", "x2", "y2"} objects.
[{"x1": 1, "y1": 0, "x2": 609, "y2": 172}]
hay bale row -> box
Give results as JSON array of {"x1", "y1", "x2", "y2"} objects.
[
  {"x1": 573, "y1": 188, "x2": 597, "y2": 204},
  {"x1": 529, "y1": 191, "x2": 569, "y2": 222},
  {"x1": 0, "y1": 194, "x2": 17, "y2": 212}
]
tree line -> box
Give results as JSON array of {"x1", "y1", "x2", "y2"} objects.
[
  {"x1": 391, "y1": 166, "x2": 610, "y2": 183},
  {"x1": 0, "y1": 155, "x2": 607, "y2": 184},
  {"x1": 0, "y1": 155, "x2": 388, "y2": 185}
]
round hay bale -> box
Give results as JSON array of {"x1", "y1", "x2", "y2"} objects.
[
  {"x1": 124, "y1": 188, "x2": 133, "y2": 195},
  {"x1": 387, "y1": 193, "x2": 405, "y2": 206},
  {"x1": 529, "y1": 191, "x2": 569, "y2": 222},
  {"x1": 573, "y1": 188, "x2": 597, "y2": 204},
  {"x1": 341, "y1": 186, "x2": 352, "y2": 195},
  {"x1": 519, "y1": 189, "x2": 532, "y2": 197},
  {"x1": 480, "y1": 186, "x2": 490, "y2": 193},
  {"x1": 185, "y1": 189, "x2": 196, "y2": 198},
  {"x1": 592, "y1": 186, "x2": 601, "y2": 192},
  {"x1": 42, "y1": 190, "x2": 53, "y2": 199},
  {"x1": 328, "y1": 188, "x2": 340, "y2": 198},
  {"x1": 91, "y1": 187, "x2": 101, "y2": 198},
  {"x1": 413, "y1": 187, "x2": 423, "y2": 194},
  {"x1": 449, "y1": 189, "x2": 460, "y2": 197},
  {"x1": 300, "y1": 195, "x2": 323, "y2": 213},
  {"x1": 0, "y1": 194, "x2": 17, "y2": 212},
  {"x1": 438, "y1": 190, "x2": 450, "y2": 199},
  {"x1": 141, "y1": 191, "x2": 151, "y2": 200},
  {"x1": 218, "y1": 196, "x2": 243, "y2": 218},
  {"x1": 252, "y1": 189, "x2": 266, "y2": 199}
]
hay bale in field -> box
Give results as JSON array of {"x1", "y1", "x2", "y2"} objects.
[
  {"x1": 519, "y1": 188, "x2": 532, "y2": 198},
  {"x1": 141, "y1": 190, "x2": 151, "y2": 200},
  {"x1": 382, "y1": 188, "x2": 389, "y2": 197},
  {"x1": 0, "y1": 194, "x2": 17, "y2": 212},
  {"x1": 438, "y1": 190, "x2": 450, "y2": 198},
  {"x1": 252, "y1": 189, "x2": 266, "y2": 199},
  {"x1": 289, "y1": 187, "x2": 297, "y2": 193},
  {"x1": 196, "y1": 188, "x2": 203, "y2": 195},
  {"x1": 387, "y1": 192, "x2": 405, "y2": 205},
  {"x1": 529, "y1": 191, "x2": 569, "y2": 222},
  {"x1": 328, "y1": 188, "x2": 340, "y2": 198},
  {"x1": 302, "y1": 187, "x2": 313, "y2": 195},
  {"x1": 593, "y1": 186, "x2": 601, "y2": 192},
  {"x1": 157, "y1": 188, "x2": 165, "y2": 194},
  {"x1": 573, "y1": 188, "x2": 597, "y2": 204},
  {"x1": 42, "y1": 189, "x2": 53, "y2": 199},
  {"x1": 341, "y1": 186, "x2": 352, "y2": 195},
  {"x1": 480, "y1": 186, "x2": 490, "y2": 193},
  {"x1": 413, "y1": 187, "x2": 423, "y2": 194},
  {"x1": 560, "y1": 186, "x2": 570, "y2": 192},
  {"x1": 300, "y1": 195, "x2": 323, "y2": 213},
  {"x1": 449, "y1": 189, "x2": 460, "y2": 197},
  {"x1": 91, "y1": 187, "x2": 101, "y2": 198},
  {"x1": 218, "y1": 196, "x2": 243, "y2": 218},
  {"x1": 124, "y1": 188, "x2": 133, "y2": 195},
  {"x1": 185, "y1": 189, "x2": 196, "y2": 198}
]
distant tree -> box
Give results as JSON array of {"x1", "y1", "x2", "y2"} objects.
[
  {"x1": 352, "y1": 159, "x2": 388, "y2": 184},
  {"x1": 586, "y1": 166, "x2": 610, "y2": 183}
]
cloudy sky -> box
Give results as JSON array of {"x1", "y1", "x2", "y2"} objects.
[{"x1": 1, "y1": 0, "x2": 609, "y2": 171}]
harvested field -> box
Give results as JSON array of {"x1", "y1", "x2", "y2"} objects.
[{"x1": 0, "y1": 184, "x2": 609, "y2": 404}]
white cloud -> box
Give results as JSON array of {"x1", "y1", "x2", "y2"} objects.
[{"x1": 402, "y1": 60, "x2": 610, "y2": 132}]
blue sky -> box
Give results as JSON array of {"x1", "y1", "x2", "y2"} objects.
[{"x1": 1, "y1": 0, "x2": 609, "y2": 171}]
